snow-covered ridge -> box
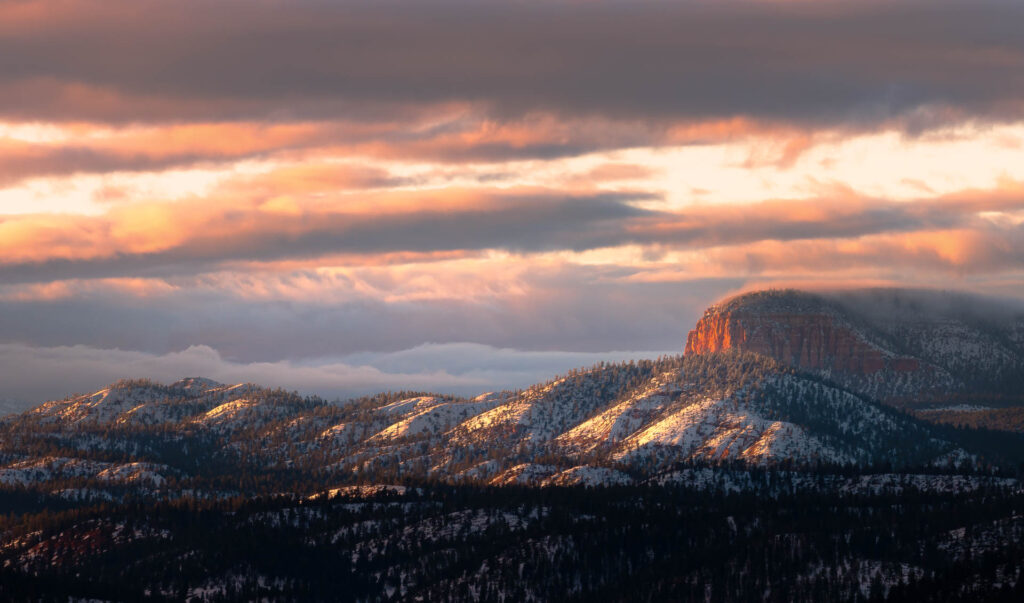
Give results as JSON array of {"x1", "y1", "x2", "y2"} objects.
[
  {"x1": 0, "y1": 309, "x2": 1014, "y2": 497},
  {"x1": 0, "y1": 456, "x2": 172, "y2": 488}
]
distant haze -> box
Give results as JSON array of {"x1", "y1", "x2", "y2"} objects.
[{"x1": 0, "y1": 342, "x2": 673, "y2": 411}]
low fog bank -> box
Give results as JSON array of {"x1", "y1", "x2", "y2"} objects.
[
  {"x1": 818, "y1": 287, "x2": 1024, "y2": 327},
  {"x1": 0, "y1": 342, "x2": 672, "y2": 414}
]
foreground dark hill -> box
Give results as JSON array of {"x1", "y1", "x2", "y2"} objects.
[
  {"x1": 686, "y1": 289, "x2": 1024, "y2": 415},
  {"x1": 3, "y1": 482, "x2": 1023, "y2": 602}
]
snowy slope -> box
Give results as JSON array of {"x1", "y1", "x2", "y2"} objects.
[
  {"x1": 0, "y1": 353, "x2": 999, "y2": 496},
  {"x1": 0, "y1": 456, "x2": 171, "y2": 488},
  {"x1": 370, "y1": 397, "x2": 503, "y2": 442}
]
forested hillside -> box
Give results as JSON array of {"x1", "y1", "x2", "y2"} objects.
[
  {"x1": 3, "y1": 352, "x2": 1020, "y2": 506},
  {"x1": 2, "y1": 482, "x2": 1022, "y2": 602}
]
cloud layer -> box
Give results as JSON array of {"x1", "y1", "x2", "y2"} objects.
[
  {"x1": 0, "y1": 342, "x2": 672, "y2": 411},
  {"x1": 2, "y1": 0, "x2": 1024, "y2": 402},
  {"x1": 2, "y1": 1, "x2": 1024, "y2": 132},
  {"x1": 3, "y1": 183, "x2": 1023, "y2": 283}
]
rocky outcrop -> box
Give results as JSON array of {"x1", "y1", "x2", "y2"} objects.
[
  {"x1": 685, "y1": 310, "x2": 918, "y2": 376},
  {"x1": 682, "y1": 290, "x2": 972, "y2": 404}
]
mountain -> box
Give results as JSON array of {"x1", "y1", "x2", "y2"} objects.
[
  {"x1": 2, "y1": 289, "x2": 1023, "y2": 505},
  {"x1": 0, "y1": 354, "x2": 1013, "y2": 505},
  {"x1": 3, "y1": 289, "x2": 1024, "y2": 601},
  {"x1": 685, "y1": 288, "x2": 1024, "y2": 409}
]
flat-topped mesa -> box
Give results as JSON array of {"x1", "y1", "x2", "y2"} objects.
[
  {"x1": 683, "y1": 288, "x2": 1024, "y2": 405},
  {"x1": 684, "y1": 290, "x2": 916, "y2": 376}
]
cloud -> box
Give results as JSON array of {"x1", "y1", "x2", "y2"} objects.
[
  {"x1": 0, "y1": 341, "x2": 673, "y2": 412},
  {"x1": 568, "y1": 163, "x2": 659, "y2": 184},
  {"x1": 0, "y1": 122, "x2": 355, "y2": 187},
  {"x1": 1, "y1": 116, "x2": 672, "y2": 188},
  {"x1": 0, "y1": 1, "x2": 1022, "y2": 135},
  {"x1": 629, "y1": 192, "x2": 1024, "y2": 250},
  {"x1": 700, "y1": 225, "x2": 1024, "y2": 276},
  {"x1": 0, "y1": 259, "x2": 738, "y2": 364},
  {"x1": 0, "y1": 114, "x2": 784, "y2": 190},
  {"x1": 3, "y1": 1, "x2": 1023, "y2": 412},
  {"x1": 5, "y1": 178, "x2": 1024, "y2": 284},
  {"x1": 0, "y1": 189, "x2": 656, "y2": 282}
]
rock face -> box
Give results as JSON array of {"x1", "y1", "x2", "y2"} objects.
[
  {"x1": 685, "y1": 308, "x2": 917, "y2": 377},
  {"x1": 684, "y1": 289, "x2": 1024, "y2": 405}
]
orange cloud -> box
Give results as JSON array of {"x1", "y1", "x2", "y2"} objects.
[
  {"x1": 3, "y1": 173, "x2": 1024, "y2": 291},
  {"x1": 0, "y1": 185, "x2": 646, "y2": 270},
  {"x1": 697, "y1": 227, "x2": 1023, "y2": 277},
  {"x1": 0, "y1": 121, "x2": 365, "y2": 187}
]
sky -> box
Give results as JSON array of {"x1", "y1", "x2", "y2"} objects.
[{"x1": 2, "y1": 0, "x2": 1024, "y2": 404}]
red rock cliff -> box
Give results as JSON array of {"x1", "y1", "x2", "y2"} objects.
[{"x1": 684, "y1": 310, "x2": 919, "y2": 376}]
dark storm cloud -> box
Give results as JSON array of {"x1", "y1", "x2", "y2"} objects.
[{"x1": 1, "y1": 1, "x2": 1022, "y2": 131}]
